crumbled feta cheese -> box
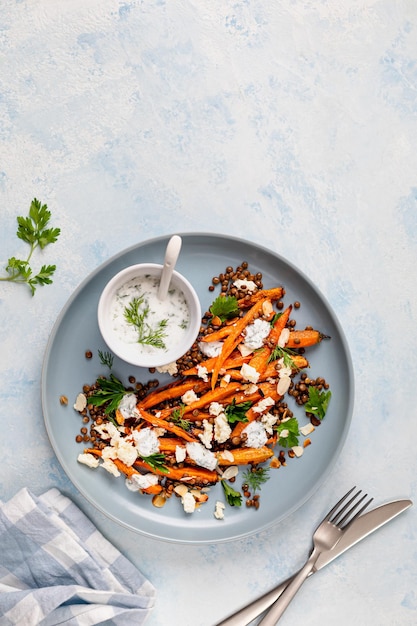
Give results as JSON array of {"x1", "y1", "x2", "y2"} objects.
[
  {"x1": 233, "y1": 279, "x2": 257, "y2": 292},
  {"x1": 198, "y1": 340, "x2": 223, "y2": 358},
  {"x1": 292, "y1": 446, "x2": 304, "y2": 457},
  {"x1": 186, "y1": 442, "x2": 218, "y2": 471},
  {"x1": 156, "y1": 361, "x2": 178, "y2": 376},
  {"x1": 300, "y1": 423, "x2": 315, "y2": 436},
  {"x1": 181, "y1": 389, "x2": 199, "y2": 405},
  {"x1": 214, "y1": 501, "x2": 226, "y2": 520},
  {"x1": 242, "y1": 421, "x2": 268, "y2": 448},
  {"x1": 73, "y1": 393, "x2": 87, "y2": 412},
  {"x1": 261, "y1": 411, "x2": 279, "y2": 434},
  {"x1": 196, "y1": 365, "x2": 209, "y2": 382},
  {"x1": 77, "y1": 453, "x2": 99, "y2": 468},
  {"x1": 209, "y1": 402, "x2": 224, "y2": 417},
  {"x1": 118, "y1": 393, "x2": 140, "y2": 419},
  {"x1": 244, "y1": 383, "x2": 259, "y2": 395},
  {"x1": 277, "y1": 358, "x2": 292, "y2": 378},
  {"x1": 278, "y1": 327, "x2": 290, "y2": 348},
  {"x1": 94, "y1": 422, "x2": 120, "y2": 441},
  {"x1": 132, "y1": 427, "x2": 160, "y2": 457},
  {"x1": 181, "y1": 491, "x2": 196, "y2": 514},
  {"x1": 240, "y1": 363, "x2": 260, "y2": 384},
  {"x1": 243, "y1": 319, "x2": 271, "y2": 350},
  {"x1": 252, "y1": 397, "x2": 275, "y2": 414},
  {"x1": 101, "y1": 459, "x2": 120, "y2": 477},
  {"x1": 113, "y1": 439, "x2": 138, "y2": 466},
  {"x1": 175, "y1": 445, "x2": 187, "y2": 463},
  {"x1": 214, "y1": 413, "x2": 232, "y2": 444},
  {"x1": 125, "y1": 473, "x2": 159, "y2": 492},
  {"x1": 220, "y1": 373, "x2": 231, "y2": 387},
  {"x1": 199, "y1": 420, "x2": 214, "y2": 449}
]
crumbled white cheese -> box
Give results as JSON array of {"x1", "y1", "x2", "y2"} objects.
[
  {"x1": 198, "y1": 340, "x2": 223, "y2": 358},
  {"x1": 243, "y1": 319, "x2": 271, "y2": 350},
  {"x1": 278, "y1": 327, "x2": 290, "y2": 348},
  {"x1": 199, "y1": 420, "x2": 214, "y2": 449},
  {"x1": 156, "y1": 361, "x2": 178, "y2": 376},
  {"x1": 175, "y1": 445, "x2": 187, "y2": 463},
  {"x1": 181, "y1": 491, "x2": 196, "y2": 514},
  {"x1": 209, "y1": 402, "x2": 224, "y2": 417},
  {"x1": 292, "y1": 446, "x2": 304, "y2": 457},
  {"x1": 101, "y1": 459, "x2": 120, "y2": 477},
  {"x1": 300, "y1": 423, "x2": 315, "y2": 436},
  {"x1": 240, "y1": 363, "x2": 260, "y2": 384},
  {"x1": 220, "y1": 373, "x2": 231, "y2": 387},
  {"x1": 77, "y1": 453, "x2": 99, "y2": 468},
  {"x1": 279, "y1": 429, "x2": 289, "y2": 439},
  {"x1": 214, "y1": 501, "x2": 226, "y2": 520},
  {"x1": 125, "y1": 473, "x2": 159, "y2": 492},
  {"x1": 277, "y1": 358, "x2": 292, "y2": 378},
  {"x1": 261, "y1": 411, "x2": 279, "y2": 434},
  {"x1": 214, "y1": 413, "x2": 232, "y2": 444},
  {"x1": 94, "y1": 422, "x2": 120, "y2": 440},
  {"x1": 252, "y1": 397, "x2": 275, "y2": 414},
  {"x1": 132, "y1": 427, "x2": 160, "y2": 457},
  {"x1": 186, "y1": 442, "x2": 218, "y2": 471},
  {"x1": 196, "y1": 365, "x2": 209, "y2": 382},
  {"x1": 118, "y1": 393, "x2": 140, "y2": 419},
  {"x1": 73, "y1": 393, "x2": 87, "y2": 412},
  {"x1": 242, "y1": 421, "x2": 268, "y2": 449},
  {"x1": 181, "y1": 389, "x2": 199, "y2": 405},
  {"x1": 233, "y1": 279, "x2": 257, "y2": 292},
  {"x1": 113, "y1": 438, "x2": 138, "y2": 466},
  {"x1": 244, "y1": 383, "x2": 259, "y2": 395}
]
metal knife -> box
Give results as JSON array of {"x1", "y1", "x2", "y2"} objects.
[{"x1": 215, "y1": 499, "x2": 412, "y2": 626}]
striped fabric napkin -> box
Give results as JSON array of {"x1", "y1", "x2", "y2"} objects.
[{"x1": 0, "y1": 488, "x2": 156, "y2": 625}]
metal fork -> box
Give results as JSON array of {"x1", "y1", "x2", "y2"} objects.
[{"x1": 257, "y1": 487, "x2": 373, "y2": 626}]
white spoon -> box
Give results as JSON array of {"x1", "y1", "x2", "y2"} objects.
[{"x1": 158, "y1": 235, "x2": 182, "y2": 301}]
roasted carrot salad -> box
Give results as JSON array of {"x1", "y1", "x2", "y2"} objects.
[{"x1": 72, "y1": 262, "x2": 331, "y2": 518}]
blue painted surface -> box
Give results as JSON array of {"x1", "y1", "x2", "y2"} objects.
[{"x1": 0, "y1": 1, "x2": 416, "y2": 624}]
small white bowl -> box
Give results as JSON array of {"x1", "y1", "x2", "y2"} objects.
[{"x1": 98, "y1": 263, "x2": 201, "y2": 369}]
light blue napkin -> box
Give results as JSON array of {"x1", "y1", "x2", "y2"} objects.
[{"x1": 0, "y1": 488, "x2": 156, "y2": 625}]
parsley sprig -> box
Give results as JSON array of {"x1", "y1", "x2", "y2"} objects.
[
  {"x1": 225, "y1": 398, "x2": 252, "y2": 424},
  {"x1": 1, "y1": 198, "x2": 60, "y2": 295},
  {"x1": 124, "y1": 297, "x2": 168, "y2": 349},
  {"x1": 210, "y1": 295, "x2": 239, "y2": 322},
  {"x1": 88, "y1": 374, "x2": 130, "y2": 415},
  {"x1": 221, "y1": 480, "x2": 242, "y2": 506},
  {"x1": 275, "y1": 417, "x2": 300, "y2": 447},
  {"x1": 305, "y1": 387, "x2": 332, "y2": 420}
]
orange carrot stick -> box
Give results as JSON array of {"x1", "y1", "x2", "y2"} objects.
[
  {"x1": 211, "y1": 298, "x2": 269, "y2": 389},
  {"x1": 285, "y1": 329, "x2": 328, "y2": 348},
  {"x1": 217, "y1": 446, "x2": 274, "y2": 465},
  {"x1": 137, "y1": 408, "x2": 198, "y2": 442},
  {"x1": 138, "y1": 379, "x2": 209, "y2": 410},
  {"x1": 238, "y1": 287, "x2": 284, "y2": 308},
  {"x1": 182, "y1": 351, "x2": 251, "y2": 376},
  {"x1": 181, "y1": 382, "x2": 243, "y2": 414},
  {"x1": 134, "y1": 459, "x2": 219, "y2": 484}
]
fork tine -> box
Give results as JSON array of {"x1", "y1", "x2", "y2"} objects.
[
  {"x1": 330, "y1": 488, "x2": 374, "y2": 528},
  {"x1": 324, "y1": 486, "x2": 356, "y2": 521}
]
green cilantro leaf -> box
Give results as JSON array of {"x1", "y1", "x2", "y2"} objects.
[
  {"x1": 275, "y1": 417, "x2": 300, "y2": 448},
  {"x1": 209, "y1": 295, "x2": 239, "y2": 321},
  {"x1": 225, "y1": 398, "x2": 252, "y2": 424},
  {"x1": 304, "y1": 387, "x2": 332, "y2": 420},
  {"x1": 221, "y1": 480, "x2": 242, "y2": 507}
]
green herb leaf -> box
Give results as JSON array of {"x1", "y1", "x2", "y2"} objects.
[
  {"x1": 124, "y1": 297, "x2": 168, "y2": 349},
  {"x1": 269, "y1": 345, "x2": 298, "y2": 369},
  {"x1": 88, "y1": 374, "x2": 129, "y2": 415},
  {"x1": 275, "y1": 417, "x2": 300, "y2": 448},
  {"x1": 170, "y1": 405, "x2": 191, "y2": 431},
  {"x1": 304, "y1": 387, "x2": 331, "y2": 420},
  {"x1": 1, "y1": 198, "x2": 60, "y2": 295},
  {"x1": 141, "y1": 453, "x2": 168, "y2": 473},
  {"x1": 210, "y1": 295, "x2": 239, "y2": 321},
  {"x1": 221, "y1": 480, "x2": 242, "y2": 507},
  {"x1": 98, "y1": 350, "x2": 114, "y2": 369},
  {"x1": 225, "y1": 398, "x2": 252, "y2": 424},
  {"x1": 242, "y1": 466, "x2": 270, "y2": 493}
]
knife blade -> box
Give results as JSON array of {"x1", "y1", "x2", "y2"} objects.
[{"x1": 215, "y1": 499, "x2": 412, "y2": 626}]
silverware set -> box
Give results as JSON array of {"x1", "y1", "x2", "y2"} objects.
[{"x1": 216, "y1": 487, "x2": 412, "y2": 626}]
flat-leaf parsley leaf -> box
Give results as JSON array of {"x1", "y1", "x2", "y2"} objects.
[
  {"x1": 209, "y1": 295, "x2": 239, "y2": 321},
  {"x1": 304, "y1": 387, "x2": 331, "y2": 420},
  {"x1": 275, "y1": 417, "x2": 300, "y2": 448},
  {"x1": 221, "y1": 480, "x2": 242, "y2": 506}
]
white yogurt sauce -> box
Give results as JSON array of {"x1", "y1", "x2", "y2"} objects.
[{"x1": 109, "y1": 274, "x2": 190, "y2": 356}]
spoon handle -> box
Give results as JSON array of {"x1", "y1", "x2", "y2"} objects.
[{"x1": 158, "y1": 235, "x2": 182, "y2": 300}]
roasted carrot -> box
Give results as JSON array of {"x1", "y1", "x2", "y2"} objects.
[
  {"x1": 181, "y1": 381, "x2": 243, "y2": 414},
  {"x1": 134, "y1": 459, "x2": 219, "y2": 484},
  {"x1": 138, "y1": 379, "x2": 210, "y2": 409},
  {"x1": 200, "y1": 325, "x2": 236, "y2": 342},
  {"x1": 182, "y1": 351, "x2": 251, "y2": 376},
  {"x1": 211, "y1": 298, "x2": 269, "y2": 389},
  {"x1": 285, "y1": 329, "x2": 328, "y2": 348},
  {"x1": 230, "y1": 385, "x2": 282, "y2": 439},
  {"x1": 237, "y1": 287, "x2": 284, "y2": 308},
  {"x1": 137, "y1": 408, "x2": 198, "y2": 442},
  {"x1": 82, "y1": 450, "x2": 164, "y2": 494},
  {"x1": 217, "y1": 446, "x2": 274, "y2": 465}
]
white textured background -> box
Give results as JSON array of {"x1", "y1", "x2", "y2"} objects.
[{"x1": 1, "y1": 1, "x2": 416, "y2": 624}]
